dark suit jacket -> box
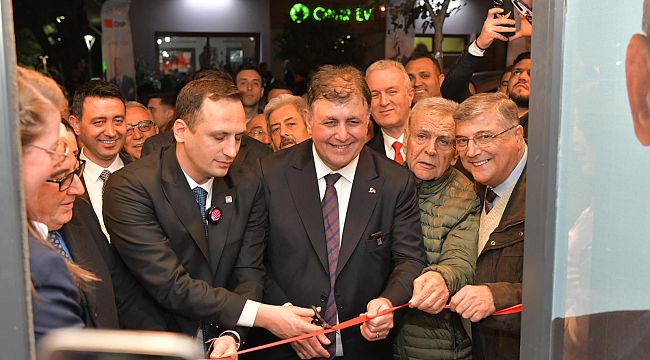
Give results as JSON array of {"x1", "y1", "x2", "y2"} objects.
[
  {"x1": 366, "y1": 131, "x2": 387, "y2": 157},
  {"x1": 30, "y1": 234, "x2": 84, "y2": 344},
  {"x1": 141, "y1": 132, "x2": 271, "y2": 170},
  {"x1": 250, "y1": 140, "x2": 426, "y2": 360},
  {"x1": 63, "y1": 198, "x2": 168, "y2": 330},
  {"x1": 103, "y1": 143, "x2": 267, "y2": 336}
]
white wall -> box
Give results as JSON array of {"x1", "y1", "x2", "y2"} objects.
[{"x1": 130, "y1": 0, "x2": 270, "y2": 72}]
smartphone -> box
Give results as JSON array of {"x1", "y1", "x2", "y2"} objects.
[
  {"x1": 493, "y1": 0, "x2": 516, "y2": 38},
  {"x1": 39, "y1": 329, "x2": 203, "y2": 360}
]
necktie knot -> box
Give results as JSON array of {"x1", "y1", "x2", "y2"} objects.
[
  {"x1": 324, "y1": 173, "x2": 342, "y2": 187},
  {"x1": 192, "y1": 187, "x2": 208, "y2": 211},
  {"x1": 48, "y1": 230, "x2": 72, "y2": 262},
  {"x1": 99, "y1": 169, "x2": 111, "y2": 182},
  {"x1": 485, "y1": 187, "x2": 498, "y2": 214},
  {"x1": 392, "y1": 141, "x2": 404, "y2": 164}
]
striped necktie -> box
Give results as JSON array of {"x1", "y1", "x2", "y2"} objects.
[{"x1": 322, "y1": 173, "x2": 342, "y2": 358}]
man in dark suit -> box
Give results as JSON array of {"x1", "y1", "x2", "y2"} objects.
[
  {"x1": 252, "y1": 65, "x2": 426, "y2": 359},
  {"x1": 364, "y1": 60, "x2": 414, "y2": 163},
  {"x1": 103, "y1": 77, "x2": 321, "y2": 358},
  {"x1": 68, "y1": 80, "x2": 129, "y2": 238},
  {"x1": 448, "y1": 93, "x2": 527, "y2": 360}
]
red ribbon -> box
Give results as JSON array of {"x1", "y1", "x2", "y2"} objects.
[{"x1": 211, "y1": 303, "x2": 522, "y2": 358}]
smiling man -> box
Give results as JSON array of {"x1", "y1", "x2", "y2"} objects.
[
  {"x1": 254, "y1": 65, "x2": 426, "y2": 359},
  {"x1": 123, "y1": 101, "x2": 159, "y2": 160},
  {"x1": 449, "y1": 93, "x2": 527, "y2": 360},
  {"x1": 103, "y1": 77, "x2": 322, "y2": 358},
  {"x1": 68, "y1": 80, "x2": 128, "y2": 237},
  {"x1": 365, "y1": 60, "x2": 415, "y2": 163},
  {"x1": 405, "y1": 55, "x2": 445, "y2": 103}
]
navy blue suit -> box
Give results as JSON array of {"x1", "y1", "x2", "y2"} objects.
[{"x1": 29, "y1": 234, "x2": 83, "y2": 343}]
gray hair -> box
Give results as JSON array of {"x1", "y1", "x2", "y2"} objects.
[
  {"x1": 453, "y1": 93, "x2": 519, "y2": 127},
  {"x1": 125, "y1": 101, "x2": 153, "y2": 119},
  {"x1": 365, "y1": 59, "x2": 412, "y2": 92},
  {"x1": 408, "y1": 97, "x2": 459, "y2": 131},
  {"x1": 264, "y1": 94, "x2": 308, "y2": 124}
]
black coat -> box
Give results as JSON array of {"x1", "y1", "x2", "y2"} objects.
[
  {"x1": 103, "y1": 143, "x2": 267, "y2": 335},
  {"x1": 246, "y1": 140, "x2": 426, "y2": 360}
]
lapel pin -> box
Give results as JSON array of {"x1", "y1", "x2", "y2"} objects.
[
  {"x1": 206, "y1": 207, "x2": 222, "y2": 224},
  {"x1": 225, "y1": 195, "x2": 233, "y2": 204},
  {"x1": 369, "y1": 187, "x2": 376, "y2": 194}
]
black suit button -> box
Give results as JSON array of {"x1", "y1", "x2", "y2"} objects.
[{"x1": 320, "y1": 295, "x2": 327, "y2": 302}]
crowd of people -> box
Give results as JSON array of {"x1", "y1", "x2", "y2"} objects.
[{"x1": 19, "y1": 4, "x2": 540, "y2": 360}]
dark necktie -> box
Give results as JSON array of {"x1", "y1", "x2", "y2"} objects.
[
  {"x1": 191, "y1": 186, "x2": 215, "y2": 351},
  {"x1": 48, "y1": 231, "x2": 72, "y2": 262},
  {"x1": 191, "y1": 187, "x2": 209, "y2": 241},
  {"x1": 99, "y1": 169, "x2": 111, "y2": 196},
  {"x1": 485, "y1": 187, "x2": 498, "y2": 214},
  {"x1": 322, "y1": 173, "x2": 342, "y2": 358},
  {"x1": 392, "y1": 141, "x2": 404, "y2": 164}
]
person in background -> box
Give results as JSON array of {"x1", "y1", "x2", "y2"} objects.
[
  {"x1": 236, "y1": 65, "x2": 265, "y2": 122},
  {"x1": 405, "y1": 55, "x2": 445, "y2": 104},
  {"x1": 246, "y1": 113, "x2": 272, "y2": 148},
  {"x1": 394, "y1": 97, "x2": 479, "y2": 360},
  {"x1": 265, "y1": 94, "x2": 311, "y2": 152},
  {"x1": 365, "y1": 60, "x2": 414, "y2": 164},
  {"x1": 123, "y1": 101, "x2": 159, "y2": 160}
]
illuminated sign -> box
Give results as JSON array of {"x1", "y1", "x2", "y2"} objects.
[{"x1": 289, "y1": 3, "x2": 374, "y2": 23}]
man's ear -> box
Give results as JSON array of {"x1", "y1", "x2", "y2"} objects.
[
  {"x1": 172, "y1": 119, "x2": 187, "y2": 143},
  {"x1": 625, "y1": 34, "x2": 650, "y2": 146},
  {"x1": 302, "y1": 109, "x2": 312, "y2": 134},
  {"x1": 68, "y1": 115, "x2": 81, "y2": 136}
]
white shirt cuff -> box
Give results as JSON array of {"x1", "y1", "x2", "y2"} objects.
[
  {"x1": 236, "y1": 300, "x2": 261, "y2": 328},
  {"x1": 468, "y1": 41, "x2": 486, "y2": 57}
]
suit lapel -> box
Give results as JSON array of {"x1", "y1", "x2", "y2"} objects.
[
  {"x1": 79, "y1": 174, "x2": 92, "y2": 204},
  {"x1": 285, "y1": 141, "x2": 329, "y2": 272},
  {"x1": 160, "y1": 144, "x2": 211, "y2": 261},
  {"x1": 338, "y1": 149, "x2": 381, "y2": 273},
  {"x1": 60, "y1": 222, "x2": 97, "y2": 326},
  {"x1": 207, "y1": 176, "x2": 235, "y2": 276}
]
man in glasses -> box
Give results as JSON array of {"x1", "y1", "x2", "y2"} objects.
[
  {"x1": 123, "y1": 101, "x2": 159, "y2": 160},
  {"x1": 31, "y1": 122, "x2": 167, "y2": 330},
  {"x1": 447, "y1": 93, "x2": 527, "y2": 360}
]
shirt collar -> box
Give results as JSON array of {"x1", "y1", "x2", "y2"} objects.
[
  {"x1": 312, "y1": 144, "x2": 359, "y2": 183},
  {"x1": 80, "y1": 148, "x2": 124, "y2": 183},
  {"x1": 181, "y1": 168, "x2": 214, "y2": 195},
  {"x1": 381, "y1": 130, "x2": 404, "y2": 149},
  {"x1": 493, "y1": 145, "x2": 528, "y2": 197},
  {"x1": 31, "y1": 221, "x2": 49, "y2": 239}
]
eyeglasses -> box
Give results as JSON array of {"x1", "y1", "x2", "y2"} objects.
[
  {"x1": 29, "y1": 140, "x2": 70, "y2": 165},
  {"x1": 511, "y1": 0, "x2": 532, "y2": 24},
  {"x1": 455, "y1": 125, "x2": 517, "y2": 149},
  {"x1": 413, "y1": 133, "x2": 455, "y2": 151},
  {"x1": 46, "y1": 159, "x2": 86, "y2": 192},
  {"x1": 125, "y1": 120, "x2": 154, "y2": 135}
]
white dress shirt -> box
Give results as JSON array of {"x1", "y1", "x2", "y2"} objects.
[
  {"x1": 312, "y1": 145, "x2": 360, "y2": 356},
  {"x1": 181, "y1": 170, "x2": 260, "y2": 331},
  {"x1": 381, "y1": 130, "x2": 405, "y2": 162},
  {"x1": 80, "y1": 149, "x2": 124, "y2": 240}
]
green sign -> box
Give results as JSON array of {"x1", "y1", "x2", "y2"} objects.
[{"x1": 289, "y1": 3, "x2": 374, "y2": 23}]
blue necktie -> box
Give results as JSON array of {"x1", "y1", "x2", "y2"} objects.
[
  {"x1": 322, "y1": 173, "x2": 342, "y2": 358},
  {"x1": 192, "y1": 187, "x2": 208, "y2": 241},
  {"x1": 48, "y1": 231, "x2": 72, "y2": 262}
]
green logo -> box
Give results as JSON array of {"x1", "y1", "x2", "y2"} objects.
[{"x1": 290, "y1": 3, "x2": 310, "y2": 23}]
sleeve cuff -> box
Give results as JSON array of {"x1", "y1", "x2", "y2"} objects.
[
  {"x1": 235, "y1": 300, "x2": 261, "y2": 328},
  {"x1": 468, "y1": 41, "x2": 486, "y2": 57}
]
